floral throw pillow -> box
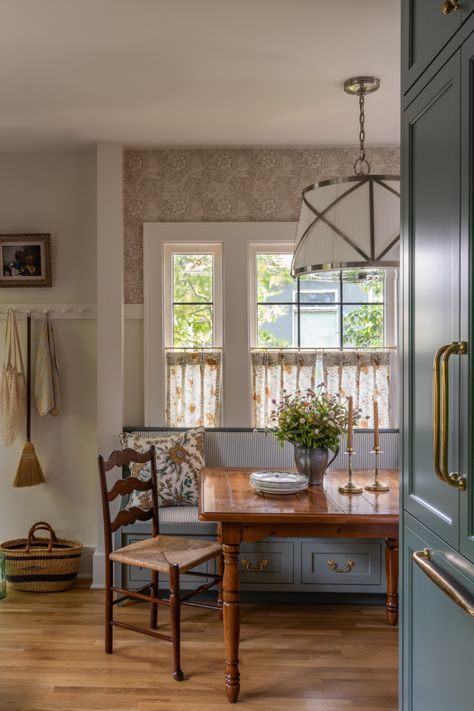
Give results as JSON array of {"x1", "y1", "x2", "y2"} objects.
[{"x1": 119, "y1": 428, "x2": 205, "y2": 509}]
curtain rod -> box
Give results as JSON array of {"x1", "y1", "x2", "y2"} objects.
[
  {"x1": 165, "y1": 346, "x2": 223, "y2": 351},
  {"x1": 250, "y1": 346, "x2": 397, "y2": 352}
]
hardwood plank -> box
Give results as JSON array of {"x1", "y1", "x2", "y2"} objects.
[{"x1": 0, "y1": 587, "x2": 397, "y2": 710}]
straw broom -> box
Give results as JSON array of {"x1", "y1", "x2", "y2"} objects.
[{"x1": 13, "y1": 313, "x2": 45, "y2": 487}]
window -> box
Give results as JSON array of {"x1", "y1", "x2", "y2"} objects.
[
  {"x1": 250, "y1": 244, "x2": 395, "y2": 428},
  {"x1": 163, "y1": 243, "x2": 222, "y2": 427},
  {"x1": 253, "y1": 251, "x2": 385, "y2": 349},
  {"x1": 164, "y1": 244, "x2": 222, "y2": 348}
]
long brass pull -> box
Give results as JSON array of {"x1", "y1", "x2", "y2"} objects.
[
  {"x1": 241, "y1": 558, "x2": 268, "y2": 572},
  {"x1": 433, "y1": 343, "x2": 450, "y2": 484},
  {"x1": 442, "y1": 0, "x2": 460, "y2": 14},
  {"x1": 327, "y1": 559, "x2": 355, "y2": 574},
  {"x1": 432, "y1": 341, "x2": 467, "y2": 490},
  {"x1": 413, "y1": 549, "x2": 474, "y2": 617}
]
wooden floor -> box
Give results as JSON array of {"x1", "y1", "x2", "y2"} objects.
[{"x1": 0, "y1": 587, "x2": 398, "y2": 711}]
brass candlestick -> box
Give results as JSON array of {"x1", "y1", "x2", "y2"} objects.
[
  {"x1": 338, "y1": 447, "x2": 362, "y2": 494},
  {"x1": 365, "y1": 446, "x2": 389, "y2": 492}
]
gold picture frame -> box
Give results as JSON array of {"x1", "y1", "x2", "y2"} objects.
[{"x1": 0, "y1": 234, "x2": 52, "y2": 288}]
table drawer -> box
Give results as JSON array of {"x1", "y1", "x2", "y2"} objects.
[
  {"x1": 123, "y1": 534, "x2": 216, "y2": 588},
  {"x1": 301, "y1": 540, "x2": 382, "y2": 586},
  {"x1": 239, "y1": 540, "x2": 294, "y2": 585}
]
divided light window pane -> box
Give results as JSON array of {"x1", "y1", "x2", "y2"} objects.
[
  {"x1": 255, "y1": 253, "x2": 385, "y2": 349},
  {"x1": 172, "y1": 253, "x2": 214, "y2": 347}
]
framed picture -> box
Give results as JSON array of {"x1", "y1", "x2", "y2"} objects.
[{"x1": 0, "y1": 234, "x2": 52, "y2": 287}]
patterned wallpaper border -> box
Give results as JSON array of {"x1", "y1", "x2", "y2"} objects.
[{"x1": 124, "y1": 147, "x2": 400, "y2": 304}]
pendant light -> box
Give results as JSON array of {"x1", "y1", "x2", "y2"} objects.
[{"x1": 291, "y1": 76, "x2": 400, "y2": 277}]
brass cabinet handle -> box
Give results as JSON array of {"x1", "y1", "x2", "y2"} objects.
[
  {"x1": 413, "y1": 549, "x2": 474, "y2": 617},
  {"x1": 442, "y1": 0, "x2": 460, "y2": 14},
  {"x1": 327, "y1": 559, "x2": 355, "y2": 574},
  {"x1": 241, "y1": 558, "x2": 268, "y2": 572},
  {"x1": 432, "y1": 341, "x2": 467, "y2": 490}
]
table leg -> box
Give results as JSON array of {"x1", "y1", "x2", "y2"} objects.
[
  {"x1": 223, "y1": 542, "x2": 240, "y2": 703},
  {"x1": 385, "y1": 537, "x2": 399, "y2": 625}
]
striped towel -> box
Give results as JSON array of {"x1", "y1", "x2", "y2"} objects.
[{"x1": 34, "y1": 313, "x2": 60, "y2": 417}]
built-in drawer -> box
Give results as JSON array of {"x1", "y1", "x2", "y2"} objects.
[
  {"x1": 301, "y1": 540, "x2": 382, "y2": 586},
  {"x1": 239, "y1": 540, "x2": 294, "y2": 585},
  {"x1": 123, "y1": 534, "x2": 216, "y2": 589}
]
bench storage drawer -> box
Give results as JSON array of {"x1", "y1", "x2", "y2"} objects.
[
  {"x1": 301, "y1": 540, "x2": 383, "y2": 587},
  {"x1": 239, "y1": 540, "x2": 294, "y2": 585}
]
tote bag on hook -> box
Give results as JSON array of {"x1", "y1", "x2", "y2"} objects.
[{"x1": 0, "y1": 310, "x2": 27, "y2": 446}]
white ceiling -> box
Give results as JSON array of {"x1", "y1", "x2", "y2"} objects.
[{"x1": 0, "y1": 0, "x2": 400, "y2": 151}]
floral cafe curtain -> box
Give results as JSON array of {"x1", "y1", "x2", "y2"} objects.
[
  {"x1": 322, "y1": 350, "x2": 392, "y2": 428},
  {"x1": 166, "y1": 350, "x2": 221, "y2": 427},
  {"x1": 251, "y1": 349, "x2": 392, "y2": 428},
  {"x1": 251, "y1": 350, "x2": 320, "y2": 428}
]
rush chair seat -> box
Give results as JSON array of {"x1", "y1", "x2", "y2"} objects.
[{"x1": 98, "y1": 446, "x2": 223, "y2": 681}]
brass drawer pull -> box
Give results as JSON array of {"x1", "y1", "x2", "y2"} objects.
[
  {"x1": 442, "y1": 0, "x2": 460, "y2": 14},
  {"x1": 327, "y1": 559, "x2": 355, "y2": 574},
  {"x1": 413, "y1": 549, "x2": 474, "y2": 617},
  {"x1": 241, "y1": 558, "x2": 268, "y2": 572}
]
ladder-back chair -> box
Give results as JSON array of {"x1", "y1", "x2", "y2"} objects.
[{"x1": 98, "y1": 446, "x2": 223, "y2": 680}]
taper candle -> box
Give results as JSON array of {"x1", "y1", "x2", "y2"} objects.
[
  {"x1": 373, "y1": 399, "x2": 380, "y2": 449},
  {"x1": 347, "y1": 396, "x2": 353, "y2": 450}
]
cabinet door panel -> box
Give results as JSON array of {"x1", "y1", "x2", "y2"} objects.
[
  {"x1": 402, "y1": 52, "x2": 461, "y2": 547},
  {"x1": 460, "y1": 34, "x2": 474, "y2": 563},
  {"x1": 402, "y1": 0, "x2": 462, "y2": 92},
  {"x1": 402, "y1": 517, "x2": 474, "y2": 711}
]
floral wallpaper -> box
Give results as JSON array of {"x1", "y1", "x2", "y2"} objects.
[{"x1": 124, "y1": 147, "x2": 400, "y2": 304}]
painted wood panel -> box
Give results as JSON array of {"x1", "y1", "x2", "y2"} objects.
[{"x1": 402, "y1": 52, "x2": 461, "y2": 547}]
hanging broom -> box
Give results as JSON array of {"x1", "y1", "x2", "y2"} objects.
[{"x1": 13, "y1": 314, "x2": 45, "y2": 487}]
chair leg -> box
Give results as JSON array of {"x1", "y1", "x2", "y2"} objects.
[
  {"x1": 217, "y1": 552, "x2": 224, "y2": 621},
  {"x1": 169, "y1": 564, "x2": 184, "y2": 681},
  {"x1": 105, "y1": 559, "x2": 114, "y2": 654},
  {"x1": 150, "y1": 570, "x2": 159, "y2": 629}
]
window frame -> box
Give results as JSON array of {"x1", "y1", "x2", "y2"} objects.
[{"x1": 163, "y1": 242, "x2": 223, "y2": 349}]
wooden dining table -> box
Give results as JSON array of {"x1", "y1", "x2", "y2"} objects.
[{"x1": 199, "y1": 466, "x2": 399, "y2": 704}]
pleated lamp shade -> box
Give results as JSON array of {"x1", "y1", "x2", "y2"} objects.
[{"x1": 291, "y1": 174, "x2": 400, "y2": 276}]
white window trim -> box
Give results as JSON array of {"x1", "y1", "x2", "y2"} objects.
[{"x1": 163, "y1": 242, "x2": 223, "y2": 349}]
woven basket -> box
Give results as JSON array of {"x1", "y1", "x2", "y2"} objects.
[{"x1": 0, "y1": 521, "x2": 82, "y2": 592}]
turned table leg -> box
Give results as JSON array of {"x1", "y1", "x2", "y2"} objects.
[
  {"x1": 223, "y1": 542, "x2": 241, "y2": 703},
  {"x1": 385, "y1": 537, "x2": 399, "y2": 625}
]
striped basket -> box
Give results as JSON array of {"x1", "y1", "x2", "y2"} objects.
[{"x1": 0, "y1": 521, "x2": 82, "y2": 592}]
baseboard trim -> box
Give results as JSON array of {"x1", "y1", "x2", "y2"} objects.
[{"x1": 91, "y1": 549, "x2": 105, "y2": 589}]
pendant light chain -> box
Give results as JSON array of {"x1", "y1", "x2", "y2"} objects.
[{"x1": 354, "y1": 89, "x2": 371, "y2": 176}]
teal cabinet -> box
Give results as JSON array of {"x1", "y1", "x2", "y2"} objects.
[
  {"x1": 402, "y1": 516, "x2": 474, "y2": 711},
  {"x1": 401, "y1": 7, "x2": 474, "y2": 711},
  {"x1": 402, "y1": 51, "x2": 462, "y2": 548},
  {"x1": 460, "y1": 31, "x2": 474, "y2": 564},
  {"x1": 402, "y1": 0, "x2": 462, "y2": 92}
]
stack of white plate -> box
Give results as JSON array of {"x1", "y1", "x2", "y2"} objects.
[{"x1": 250, "y1": 471, "x2": 309, "y2": 495}]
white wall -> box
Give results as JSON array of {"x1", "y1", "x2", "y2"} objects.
[{"x1": 0, "y1": 151, "x2": 97, "y2": 569}]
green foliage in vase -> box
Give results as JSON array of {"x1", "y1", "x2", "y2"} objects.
[{"x1": 269, "y1": 385, "x2": 359, "y2": 452}]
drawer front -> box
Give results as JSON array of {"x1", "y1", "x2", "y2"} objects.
[
  {"x1": 123, "y1": 534, "x2": 216, "y2": 588},
  {"x1": 301, "y1": 540, "x2": 382, "y2": 586},
  {"x1": 239, "y1": 540, "x2": 294, "y2": 585}
]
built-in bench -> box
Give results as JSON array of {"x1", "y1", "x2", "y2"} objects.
[{"x1": 118, "y1": 428, "x2": 399, "y2": 594}]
